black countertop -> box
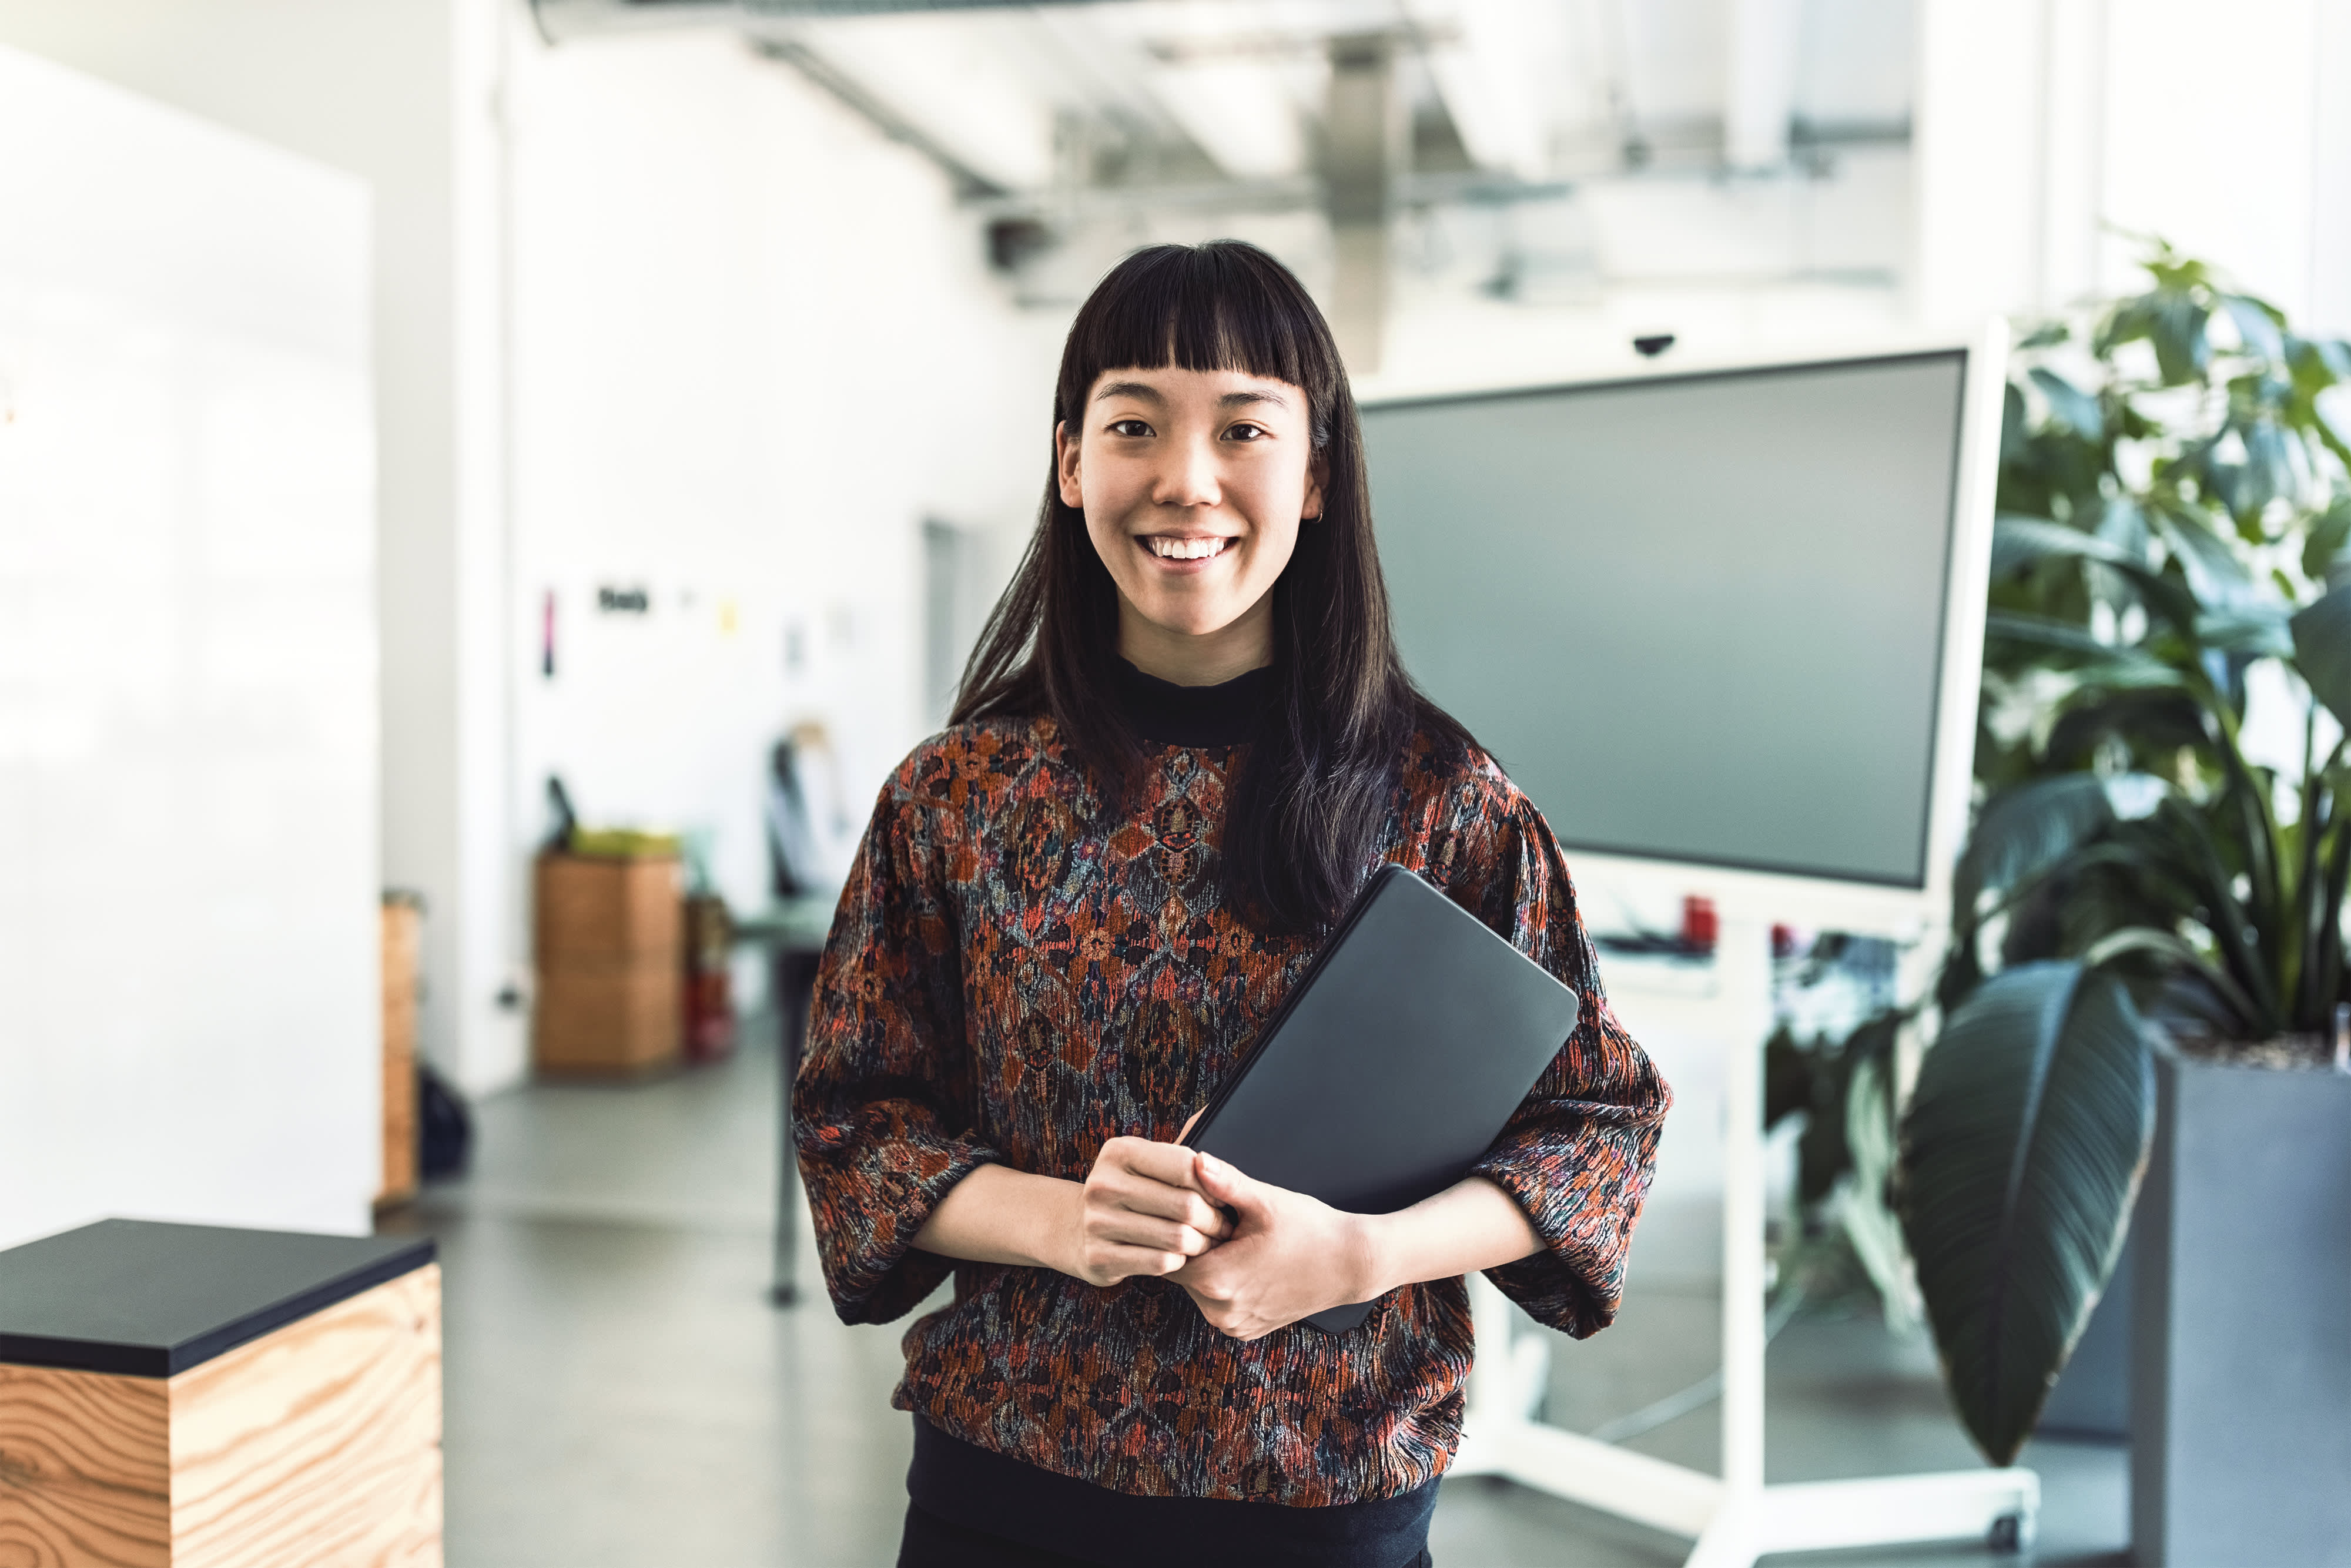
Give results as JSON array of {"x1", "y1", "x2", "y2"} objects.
[{"x1": 0, "y1": 1218, "x2": 436, "y2": 1376}]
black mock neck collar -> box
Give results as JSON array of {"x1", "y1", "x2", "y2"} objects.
[{"x1": 1113, "y1": 659, "x2": 1271, "y2": 748}]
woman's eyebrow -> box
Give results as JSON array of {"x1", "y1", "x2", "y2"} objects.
[
  {"x1": 1218, "y1": 389, "x2": 1288, "y2": 409},
  {"x1": 1094, "y1": 379, "x2": 1165, "y2": 404}
]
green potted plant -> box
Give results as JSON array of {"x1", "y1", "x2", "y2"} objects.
[{"x1": 1893, "y1": 244, "x2": 2351, "y2": 1566}]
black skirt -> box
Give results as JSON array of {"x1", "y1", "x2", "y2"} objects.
[{"x1": 901, "y1": 1418, "x2": 1438, "y2": 1568}]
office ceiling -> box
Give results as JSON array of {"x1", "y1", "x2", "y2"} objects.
[
  {"x1": 531, "y1": 0, "x2": 1920, "y2": 363},
  {"x1": 535, "y1": 0, "x2": 1915, "y2": 201}
]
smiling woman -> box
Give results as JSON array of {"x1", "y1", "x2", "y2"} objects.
[
  {"x1": 792, "y1": 242, "x2": 1669, "y2": 1568},
  {"x1": 1059, "y1": 364, "x2": 1321, "y2": 682}
]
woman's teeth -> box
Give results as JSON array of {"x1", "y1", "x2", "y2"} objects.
[{"x1": 1147, "y1": 537, "x2": 1230, "y2": 560}]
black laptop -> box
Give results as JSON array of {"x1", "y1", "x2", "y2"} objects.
[{"x1": 1180, "y1": 863, "x2": 1583, "y2": 1332}]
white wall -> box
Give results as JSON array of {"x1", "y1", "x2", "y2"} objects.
[
  {"x1": 0, "y1": 46, "x2": 377, "y2": 1247},
  {"x1": 0, "y1": 4, "x2": 1060, "y2": 1096},
  {"x1": 505, "y1": 28, "x2": 1051, "y2": 942},
  {"x1": 0, "y1": 0, "x2": 525, "y2": 1095},
  {"x1": 1917, "y1": 0, "x2": 2351, "y2": 333}
]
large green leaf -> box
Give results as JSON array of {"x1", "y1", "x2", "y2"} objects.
[
  {"x1": 1983, "y1": 612, "x2": 2178, "y2": 684},
  {"x1": 2043, "y1": 686, "x2": 2209, "y2": 767},
  {"x1": 2195, "y1": 603, "x2": 2292, "y2": 658},
  {"x1": 1991, "y1": 514, "x2": 2185, "y2": 617},
  {"x1": 2100, "y1": 287, "x2": 2212, "y2": 384},
  {"x1": 2290, "y1": 582, "x2": 2351, "y2": 729},
  {"x1": 1898, "y1": 962, "x2": 2155, "y2": 1465},
  {"x1": 2298, "y1": 494, "x2": 2351, "y2": 584},
  {"x1": 2148, "y1": 502, "x2": 2255, "y2": 609},
  {"x1": 2222, "y1": 293, "x2": 2287, "y2": 364},
  {"x1": 2028, "y1": 367, "x2": 2103, "y2": 442},
  {"x1": 1956, "y1": 773, "x2": 2119, "y2": 918},
  {"x1": 2091, "y1": 492, "x2": 2152, "y2": 559}
]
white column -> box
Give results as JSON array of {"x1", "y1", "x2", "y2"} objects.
[
  {"x1": 1912, "y1": 0, "x2": 2046, "y2": 326},
  {"x1": 1722, "y1": 0, "x2": 1798, "y2": 173},
  {"x1": 2037, "y1": 0, "x2": 2108, "y2": 313},
  {"x1": 2306, "y1": 0, "x2": 2351, "y2": 334},
  {"x1": 440, "y1": 0, "x2": 527, "y2": 1094}
]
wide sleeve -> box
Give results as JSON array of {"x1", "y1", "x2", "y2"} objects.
[
  {"x1": 1457, "y1": 791, "x2": 1671, "y2": 1338},
  {"x1": 792, "y1": 778, "x2": 1000, "y2": 1325}
]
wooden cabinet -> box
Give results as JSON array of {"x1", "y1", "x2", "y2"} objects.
[
  {"x1": 379, "y1": 894, "x2": 422, "y2": 1207},
  {"x1": 532, "y1": 852, "x2": 682, "y2": 1075},
  {"x1": 0, "y1": 1221, "x2": 441, "y2": 1567}
]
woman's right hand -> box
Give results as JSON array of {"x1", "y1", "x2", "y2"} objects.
[{"x1": 1069, "y1": 1132, "x2": 1232, "y2": 1286}]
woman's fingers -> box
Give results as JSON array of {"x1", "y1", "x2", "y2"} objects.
[
  {"x1": 1083, "y1": 1241, "x2": 1192, "y2": 1283},
  {"x1": 1097, "y1": 1175, "x2": 1230, "y2": 1237},
  {"x1": 1085, "y1": 1136, "x2": 1231, "y2": 1242},
  {"x1": 1100, "y1": 1135, "x2": 1203, "y2": 1190},
  {"x1": 1089, "y1": 1211, "x2": 1216, "y2": 1257}
]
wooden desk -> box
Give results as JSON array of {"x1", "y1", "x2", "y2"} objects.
[
  {"x1": 0, "y1": 1219, "x2": 440, "y2": 1567},
  {"x1": 731, "y1": 895, "x2": 836, "y2": 1306}
]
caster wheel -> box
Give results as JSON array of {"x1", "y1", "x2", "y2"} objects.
[{"x1": 1987, "y1": 1512, "x2": 2030, "y2": 1554}]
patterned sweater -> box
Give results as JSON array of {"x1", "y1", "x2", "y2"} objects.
[{"x1": 793, "y1": 700, "x2": 1669, "y2": 1507}]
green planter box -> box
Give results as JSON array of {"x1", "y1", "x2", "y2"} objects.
[{"x1": 2131, "y1": 1053, "x2": 2351, "y2": 1566}]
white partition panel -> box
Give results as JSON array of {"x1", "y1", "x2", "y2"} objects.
[{"x1": 0, "y1": 46, "x2": 376, "y2": 1248}]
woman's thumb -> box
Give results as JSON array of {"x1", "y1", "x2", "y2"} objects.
[{"x1": 1193, "y1": 1151, "x2": 1257, "y2": 1207}]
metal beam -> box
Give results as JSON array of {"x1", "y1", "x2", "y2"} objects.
[
  {"x1": 748, "y1": 38, "x2": 1011, "y2": 199},
  {"x1": 1325, "y1": 33, "x2": 1399, "y2": 374},
  {"x1": 533, "y1": 0, "x2": 1099, "y2": 39}
]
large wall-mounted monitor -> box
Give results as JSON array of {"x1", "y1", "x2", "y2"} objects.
[{"x1": 1362, "y1": 338, "x2": 2004, "y2": 931}]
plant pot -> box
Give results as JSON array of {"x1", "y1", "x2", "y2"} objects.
[{"x1": 2131, "y1": 1050, "x2": 2351, "y2": 1567}]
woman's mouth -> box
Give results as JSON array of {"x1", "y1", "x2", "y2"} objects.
[{"x1": 1143, "y1": 535, "x2": 1234, "y2": 561}]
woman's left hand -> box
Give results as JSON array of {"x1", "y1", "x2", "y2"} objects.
[{"x1": 1170, "y1": 1151, "x2": 1382, "y2": 1340}]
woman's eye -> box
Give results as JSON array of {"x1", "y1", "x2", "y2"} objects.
[
  {"x1": 1108, "y1": 419, "x2": 1153, "y2": 438},
  {"x1": 1224, "y1": 423, "x2": 1267, "y2": 441}
]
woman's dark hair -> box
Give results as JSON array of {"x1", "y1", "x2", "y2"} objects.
[{"x1": 952, "y1": 239, "x2": 1472, "y2": 933}]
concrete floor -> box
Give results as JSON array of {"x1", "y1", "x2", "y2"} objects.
[{"x1": 385, "y1": 1018, "x2": 2128, "y2": 1568}]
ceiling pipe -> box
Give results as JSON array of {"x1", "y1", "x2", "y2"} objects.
[
  {"x1": 749, "y1": 39, "x2": 1012, "y2": 198},
  {"x1": 1324, "y1": 33, "x2": 1401, "y2": 374},
  {"x1": 527, "y1": 0, "x2": 1549, "y2": 334},
  {"x1": 531, "y1": 0, "x2": 1096, "y2": 45}
]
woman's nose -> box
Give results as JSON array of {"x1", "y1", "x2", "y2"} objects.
[{"x1": 1152, "y1": 436, "x2": 1221, "y2": 510}]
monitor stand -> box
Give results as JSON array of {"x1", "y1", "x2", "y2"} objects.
[{"x1": 1449, "y1": 917, "x2": 2039, "y2": 1564}]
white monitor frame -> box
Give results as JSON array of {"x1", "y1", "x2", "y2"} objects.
[{"x1": 1361, "y1": 322, "x2": 2011, "y2": 946}]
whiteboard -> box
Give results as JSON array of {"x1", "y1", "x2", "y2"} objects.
[{"x1": 0, "y1": 46, "x2": 377, "y2": 1247}]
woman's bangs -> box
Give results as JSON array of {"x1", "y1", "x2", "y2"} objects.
[{"x1": 1071, "y1": 246, "x2": 1327, "y2": 404}]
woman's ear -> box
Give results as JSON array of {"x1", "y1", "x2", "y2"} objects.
[
  {"x1": 1302, "y1": 450, "x2": 1329, "y2": 522},
  {"x1": 1056, "y1": 420, "x2": 1084, "y2": 509}
]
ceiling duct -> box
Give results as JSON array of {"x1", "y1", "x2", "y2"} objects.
[
  {"x1": 527, "y1": 0, "x2": 1549, "y2": 334},
  {"x1": 531, "y1": 0, "x2": 1094, "y2": 45},
  {"x1": 1323, "y1": 34, "x2": 1401, "y2": 375}
]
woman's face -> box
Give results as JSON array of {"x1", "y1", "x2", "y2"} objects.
[{"x1": 1059, "y1": 365, "x2": 1327, "y2": 676}]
